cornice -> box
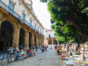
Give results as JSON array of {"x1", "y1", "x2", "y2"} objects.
[{"x1": 10, "y1": 0, "x2": 16, "y2": 5}]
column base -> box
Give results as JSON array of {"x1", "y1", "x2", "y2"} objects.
[
  {"x1": 23, "y1": 47, "x2": 29, "y2": 51},
  {"x1": 16, "y1": 48, "x2": 20, "y2": 51}
]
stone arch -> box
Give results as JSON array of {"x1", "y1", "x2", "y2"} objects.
[
  {"x1": 1, "y1": 20, "x2": 16, "y2": 31},
  {"x1": 19, "y1": 28, "x2": 25, "y2": 48},
  {"x1": 48, "y1": 40, "x2": 52, "y2": 45},
  {"x1": 53, "y1": 40, "x2": 57, "y2": 44},
  {"x1": 49, "y1": 34, "x2": 51, "y2": 38},
  {"x1": 0, "y1": 21, "x2": 14, "y2": 50}
]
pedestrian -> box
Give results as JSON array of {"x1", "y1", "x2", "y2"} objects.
[
  {"x1": 19, "y1": 45, "x2": 23, "y2": 51},
  {"x1": 42, "y1": 45, "x2": 45, "y2": 52},
  {"x1": 69, "y1": 45, "x2": 72, "y2": 56},
  {"x1": 55, "y1": 44, "x2": 57, "y2": 50},
  {"x1": 32, "y1": 45, "x2": 34, "y2": 51},
  {"x1": 36, "y1": 45, "x2": 38, "y2": 52},
  {"x1": 45, "y1": 45, "x2": 47, "y2": 51},
  {"x1": 40, "y1": 46, "x2": 43, "y2": 52},
  {"x1": 29, "y1": 48, "x2": 36, "y2": 56}
]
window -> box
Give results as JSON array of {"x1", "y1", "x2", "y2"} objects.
[
  {"x1": 35, "y1": 24, "x2": 36, "y2": 28},
  {"x1": 22, "y1": 13, "x2": 25, "y2": 19},
  {"x1": 30, "y1": 20, "x2": 32, "y2": 25},
  {"x1": 9, "y1": 1, "x2": 14, "y2": 10},
  {"x1": 49, "y1": 34, "x2": 51, "y2": 38}
]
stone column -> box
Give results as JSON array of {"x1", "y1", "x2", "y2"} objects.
[
  {"x1": 24, "y1": 30, "x2": 29, "y2": 50},
  {"x1": 43, "y1": 37, "x2": 44, "y2": 43},
  {"x1": 46, "y1": 39, "x2": 48, "y2": 45},
  {"x1": 36, "y1": 35, "x2": 38, "y2": 46},
  {"x1": 52, "y1": 39, "x2": 54, "y2": 45},
  {"x1": 40, "y1": 37, "x2": 41, "y2": 45},
  {"x1": 38, "y1": 36, "x2": 39, "y2": 46},
  {"x1": 0, "y1": 13, "x2": 3, "y2": 36},
  {"x1": 31, "y1": 32, "x2": 34, "y2": 46},
  {"x1": 39, "y1": 37, "x2": 40, "y2": 46},
  {"x1": 12, "y1": 25, "x2": 20, "y2": 50},
  {"x1": 57, "y1": 42, "x2": 59, "y2": 45}
]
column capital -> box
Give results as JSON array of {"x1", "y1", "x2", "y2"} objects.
[
  {"x1": 19, "y1": 0, "x2": 22, "y2": 5},
  {"x1": 17, "y1": 25, "x2": 21, "y2": 29},
  {"x1": 0, "y1": 13, "x2": 3, "y2": 20}
]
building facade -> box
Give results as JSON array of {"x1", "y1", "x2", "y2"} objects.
[
  {"x1": 44, "y1": 29, "x2": 59, "y2": 45},
  {"x1": 0, "y1": 0, "x2": 44, "y2": 50}
]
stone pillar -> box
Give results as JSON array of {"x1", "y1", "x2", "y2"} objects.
[
  {"x1": 40, "y1": 37, "x2": 41, "y2": 45},
  {"x1": 57, "y1": 42, "x2": 59, "y2": 45},
  {"x1": 36, "y1": 35, "x2": 38, "y2": 46},
  {"x1": 43, "y1": 37, "x2": 44, "y2": 43},
  {"x1": 12, "y1": 25, "x2": 20, "y2": 50},
  {"x1": 24, "y1": 30, "x2": 29, "y2": 50},
  {"x1": 38, "y1": 36, "x2": 39, "y2": 46},
  {"x1": 39, "y1": 37, "x2": 40, "y2": 46},
  {"x1": 41, "y1": 37, "x2": 42, "y2": 45},
  {"x1": 52, "y1": 39, "x2": 54, "y2": 45},
  {"x1": 31, "y1": 32, "x2": 34, "y2": 46},
  {"x1": 41, "y1": 37, "x2": 43, "y2": 44},
  {"x1": 46, "y1": 39, "x2": 48, "y2": 45},
  {"x1": 0, "y1": 13, "x2": 3, "y2": 36}
]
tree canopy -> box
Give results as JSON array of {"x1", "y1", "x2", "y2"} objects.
[{"x1": 41, "y1": 0, "x2": 88, "y2": 44}]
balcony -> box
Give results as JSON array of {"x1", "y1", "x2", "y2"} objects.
[
  {"x1": 0, "y1": 0, "x2": 44, "y2": 36},
  {"x1": 0, "y1": 0, "x2": 21, "y2": 20},
  {"x1": 21, "y1": 19, "x2": 44, "y2": 36}
]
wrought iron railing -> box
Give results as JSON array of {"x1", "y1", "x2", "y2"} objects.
[
  {"x1": 21, "y1": 19, "x2": 44, "y2": 36},
  {"x1": 0, "y1": 0, "x2": 44, "y2": 36}
]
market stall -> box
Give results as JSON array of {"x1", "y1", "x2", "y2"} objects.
[{"x1": 61, "y1": 43, "x2": 88, "y2": 66}]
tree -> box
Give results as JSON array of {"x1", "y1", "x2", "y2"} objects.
[{"x1": 41, "y1": 0, "x2": 88, "y2": 43}]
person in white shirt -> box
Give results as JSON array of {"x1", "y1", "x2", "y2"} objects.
[{"x1": 62, "y1": 44, "x2": 66, "y2": 50}]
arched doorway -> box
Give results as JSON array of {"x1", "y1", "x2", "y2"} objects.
[
  {"x1": 34, "y1": 35, "x2": 36, "y2": 47},
  {"x1": 48, "y1": 40, "x2": 52, "y2": 45},
  {"x1": 53, "y1": 40, "x2": 57, "y2": 44},
  {"x1": 0, "y1": 21, "x2": 13, "y2": 51},
  {"x1": 29, "y1": 32, "x2": 32, "y2": 48},
  {"x1": 19, "y1": 28, "x2": 24, "y2": 48}
]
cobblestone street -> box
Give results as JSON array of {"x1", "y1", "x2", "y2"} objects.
[{"x1": 5, "y1": 47, "x2": 62, "y2": 66}]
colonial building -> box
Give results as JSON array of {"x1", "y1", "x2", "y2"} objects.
[
  {"x1": 0, "y1": 0, "x2": 44, "y2": 51},
  {"x1": 44, "y1": 29, "x2": 59, "y2": 45}
]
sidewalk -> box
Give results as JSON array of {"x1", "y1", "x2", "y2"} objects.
[{"x1": 0, "y1": 47, "x2": 62, "y2": 66}]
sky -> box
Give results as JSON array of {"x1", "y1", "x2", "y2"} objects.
[{"x1": 32, "y1": 0, "x2": 51, "y2": 29}]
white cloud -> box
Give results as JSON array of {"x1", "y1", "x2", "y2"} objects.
[{"x1": 32, "y1": 0, "x2": 51, "y2": 29}]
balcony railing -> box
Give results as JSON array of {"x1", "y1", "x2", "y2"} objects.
[
  {"x1": 0, "y1": 0, "x2": 21, "y2": 20},
  {"x1": 22, "y1": 19, "x2": 44, "y2": 36},
  {"x1": 0, "y1": 0, "x2": 44, "y2": 36}
]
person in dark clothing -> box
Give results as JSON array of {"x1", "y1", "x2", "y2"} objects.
[
  {"x1": 32, "y1": 45, "x2": 34, "y2": 51},
  {"x1": 36, "y1": 46, "x2": 38, "y2": 52},
  {"x1": 19, "y1": 45, "x2": 23, "y2": 51},
  {"x1": 45, "y1": 45, "x2": 47, "y2": 51}
]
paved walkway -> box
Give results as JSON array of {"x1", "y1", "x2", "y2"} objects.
[{"x1": 1, "y1": 47, "x2": 62, "y2": 66}]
